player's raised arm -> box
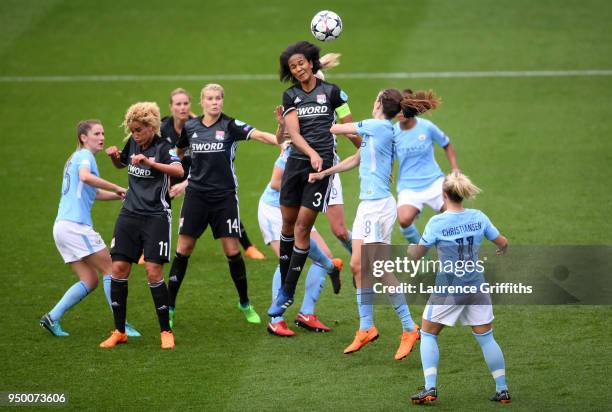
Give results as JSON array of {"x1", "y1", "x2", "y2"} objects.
[{"x1": 106, "y1": 146, "x2": 126, "y2": 169}]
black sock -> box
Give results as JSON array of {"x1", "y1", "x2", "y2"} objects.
[
  {"x1": 168, "y1": 252, "x2": 190, "y2": 308},
  {"x1": 238, "y1": 222, "x2": 252, "y2": 250},
  {"x1": 283, "y1": 245, "x2": 309, "y2": 296},
  {"x1": 278, "y1": 233, "x2": 295, "y2": 286},
  {"x1": 110, "y1": 277, "x2": 128, "y2": 333},
  {"x1": 227, "y1": 253, "x2": 249, "y2": 305},
  {"x1": 149, "y1": 280, "x2": 171, "y2": 332}
]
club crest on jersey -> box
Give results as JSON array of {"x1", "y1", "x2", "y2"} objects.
[
  {"x1": 418, "y1": 134, "x2": 427, "y2": 141},
  {"x1": 215, "y1": 131, "x2": 225, "y2": 141},
  {"x1": 317, "y1": 94, "x2": 327, "y2": 104}
]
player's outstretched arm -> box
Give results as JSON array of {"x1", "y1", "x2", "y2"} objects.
[
  {"x1": 308, "y1": 150, "x2": 361, "y2": 182},
  {"x1": 95, "y1": 189, "x2": 124, "y2": 201},
  {"x1": 337, "y1": 114, "x2": 362, "y2": 148},
  {"x1": 250, "y1": 130, "x2": 280, "y2": 145},
  {"x1": 78, "y1": 167, "x2": 126, "y2": 197},
  {"x1": 492, "y1": 235, "x2": 508, "y2": 256},
  {"x1": 331, "y1": 122, "x2": 358, "y2": 136},
  {"x1": 443, "y1": 143, "x2": 460, "y2": 172}
]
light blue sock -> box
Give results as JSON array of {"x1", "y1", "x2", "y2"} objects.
[
  {"x1": 270, "y1": 265, "x2": 284, "y2": 324},
  {"x1": 299, "y1": 263, "x2": 327, "y2": 314},
  {"x1": 420, "y1": 331, "x2": 439, "y2": 390},
  {"x1": 400, "y1": 224, "x2": 421, "y2": 244},
  {"x1": 340, "y1": 230, "x2": 352, "y2": 254},
  {"x1": 308, "y1": 238, "x2": 334, "y2": 271},
  {"x1": 388, "y1": 292, "x2": 415, "y2": 331},
  {"x1": 48, "y1": 281, "x2": 91, "y2": 322},
  {"x1": 473, "y1": 329, "x2": 508, "y2": 391},
  {"x1": 103, "y1": 274, "x2": 112, "y2": 308},
  {"x1": 356, "y1": 288, "x2": 374, "y2": 330}
]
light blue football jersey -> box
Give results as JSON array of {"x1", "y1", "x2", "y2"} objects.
[
  {"x1": 394, "y1": 117, "x2": 450, "y2": 192},
  {"x1": 260, "y1": 147, "x2": 289, "y2": 207},
  {"x1": 56, "y1": 149, "x2": 99, "y2": 226},
  {"x1": 420, "y1": 209, "x2": 500, "y2": 283},
  {"x1": 355, "y1": 118, "x2": 394, "y2": 200}
]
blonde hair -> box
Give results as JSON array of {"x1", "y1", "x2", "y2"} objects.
[
  {"x1": 200, "y1": 83, "x2": 224, "y2": 101},
  {"x1": 76, "y1": 119, "x2": 102, "y2": 149},
  {"x1": 169, "y1": 88, "x2": 191, "y2": 104},
  {"x1": 122, "y1": 102, "x2": 161, "y2": 135},
  {"x1": 315, "y1": 53, "x2": 341, "y2": 80},
  {"x1": 443, "y1": 171, "x2": 481, "y2": 202}
]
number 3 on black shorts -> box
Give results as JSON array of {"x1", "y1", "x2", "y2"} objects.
[{"x1": 312, "y1": 192, "x2": 322, "y2": 207}]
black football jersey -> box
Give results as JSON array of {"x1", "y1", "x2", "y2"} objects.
[
  {"x1": 119, "y1": 136, "x2": 181, "y2": 216},
  {"x1": 176, "y1": 114, "x2": 255, "y2": 198},
  {"x1": 282, "y1": 78, "x2": 348, "y2": 162}
]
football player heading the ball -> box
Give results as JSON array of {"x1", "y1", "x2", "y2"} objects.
[{"x1": 268, "y1": 41, "x2": 352, "y2": 317}]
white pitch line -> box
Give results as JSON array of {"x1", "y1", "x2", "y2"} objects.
[{"x1": 1, "y1": 70, "x2": 612, "y2": 82}]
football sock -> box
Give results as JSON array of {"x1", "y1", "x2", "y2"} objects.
[
  {"x1": 227, "y1": 253, "x2": 249, "y2": 305},
  {"x1": 340, "y1": 230, "x2": 353, "y2": 254},
  {"x1": 356, "y1": 288, "x2": 374, "y2": 331},
  {"x1": 110, "y1": 277, "x2": 128, "y2": 333},
  {"x1": 308, "y1": 238, "x2": 334, "y2": 271},
  {"x1": 473, "y1": 329, "x2": 508, "y2": 391},
  {"x1": 168, "y1": 252, "x2": 190, "y2": 308},
  {"x1": 149, "y1": 280, "x2": 171, "y2": 332},
  {"x1": 278, "y1": 233, "x2": 295, "y2": 285},
  {"x1": 282, "y1": 245, "x2": 309, "y2": 296},
  {"x1": 299, "y1": 263, "x2": 327, "y2": 314},
  {"x1": 48, "y1": 281, "x2": 91, "y2": 322},
  {"x1": 387, "y1": 292, "x2": 415, "y2": 331},
  {"x1": 270, "y1": 266, "x2": 284, "y2": 324},
  {"x1": 420, "y1": 331, "x2": 439, "y2": 390},
  {"x1": 103, "y1": 274, "x2": 113, "y2": 308},
  {"x1": 400, "y1": 224, "x2": 421, "y2": 244},
  {"x1": 238, "y1": 222, "x2": 253, "y2": 249}
]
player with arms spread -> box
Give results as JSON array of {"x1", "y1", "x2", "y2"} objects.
[
  {"x1": 167, "y1": 83, "x2": 280, "y2": 327},
  {"x1": 101, "y1": 102, "x2": 183, "y2": 349},
  {"x1": 268, "y1": 41, "x2": 352, "y2": 317},
  {"x1": 309, "y1": 89, "x2": 420, "y2": 359},
  {"x1": 408, "y1": 172, "x2": 511, "y2": 405}
]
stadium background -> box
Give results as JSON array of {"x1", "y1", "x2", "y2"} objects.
[{"x1": 1, "y1": 0, "x2": 611, "y2": 410}]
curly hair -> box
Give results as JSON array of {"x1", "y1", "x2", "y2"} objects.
[
  {"x1": 279, "y1": 41, "x2": 322, "y2": 83},
  {"x1": 122, "y1": 102, "x2": 161, "y2": 135},
  {"x1": 400, "y1": 89, "x2": 441, "y2": 118}
]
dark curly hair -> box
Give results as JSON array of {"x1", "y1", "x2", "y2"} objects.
[{"x1": 279, "y1": 41, "x2": 322, "y2": 83}]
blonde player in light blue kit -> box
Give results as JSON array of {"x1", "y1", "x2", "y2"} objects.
[
  {"x1": 309, "y1": 89, "x2": 419, "y2": 360},
  {"x1": 408, "y1": 171, "x2": 511, "y2": 405},
  {"x1": 40, "y1": 120, "x2": 140, "y2": 337},
  {"x1": 394, "y1": 89, "x2": 459, "y2": 245}
]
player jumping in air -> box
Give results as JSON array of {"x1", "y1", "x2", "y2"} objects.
[
  {"x1": 268, "y1": 41, "x2": 352, "y2": 317},
  {"x1": 408, "y1": 171, "x2": 511, "y2": 404},
  {"x1": 309, "y1": 89, "x2": 420, "y2": 359},
  {"x1": 394, "y1": 89, "x2": 459, "y2": 244}
]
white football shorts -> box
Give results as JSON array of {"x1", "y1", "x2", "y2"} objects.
[{"x1": 53, "y1": 220, "x2": 106, "y2": 263}]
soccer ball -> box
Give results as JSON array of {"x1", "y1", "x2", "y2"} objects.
[{"x1": 310, "y1": 10, "x2": 343, "y2": 42}]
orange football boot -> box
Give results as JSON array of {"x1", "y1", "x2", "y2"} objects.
[
  {"x1": 161, "y1": 331, "x2": 175, "y2": 349},
  {"x1": 394, "y1": 325, "x2": 420, "y2": 360},
  {"x1": 99, "y1": 330, "x2": 128, "y2": 348},
  {"x1": 343, "y1": 326, "x2": 379, "y2": 354}
]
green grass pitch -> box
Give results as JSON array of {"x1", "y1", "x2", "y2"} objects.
[{"x1": 1, "y1": 0, "x2": 611, "y2": 410}]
